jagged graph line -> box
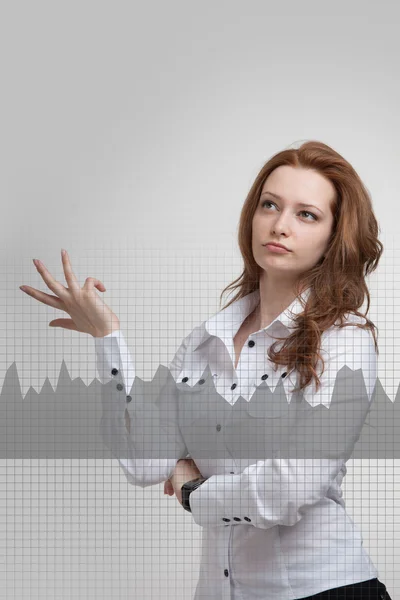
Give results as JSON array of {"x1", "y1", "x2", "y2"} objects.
[{"x1": 0, "y1": 361, "x2": 398, "y2": 459}]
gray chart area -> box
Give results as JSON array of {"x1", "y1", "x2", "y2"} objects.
[{"x1": 0, "y1": 361, "x2": 397, "y2": 460}]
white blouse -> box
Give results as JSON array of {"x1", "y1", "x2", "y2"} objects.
[{"x1": 94, "y1": 286, "x2": 379, "y2": 600}]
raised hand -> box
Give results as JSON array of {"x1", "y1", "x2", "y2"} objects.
[{"x1": 19, "y1": 249, "x2": 120, "y2": 338}]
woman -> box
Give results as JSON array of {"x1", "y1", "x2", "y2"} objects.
[{"x1": 20, "y1": 140, "x2": 392, "y2": 599}]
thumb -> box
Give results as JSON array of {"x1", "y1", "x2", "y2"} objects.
[{"x1": 49, "y1": 319, "x2": 78, "y2": 330}]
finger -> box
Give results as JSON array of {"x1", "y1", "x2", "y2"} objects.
[
  {"x1": 82, "y1": 277, "x2": 107, "y2": 292},
  {"x1": 33, "y1": 259, "x2": 69, "y2": 299},
  {"x1": 49, "y1": 319, "x2": 78, "y2": 331},
  {"x1": 165, "y1": 479, "x2": 175, "y2": 496},
  {"x1": 20, "y1": 285, "x2": 66, "y2": 310},
  {"x1": 61, "y1": 249, "x2": 81, "y2": 292}
]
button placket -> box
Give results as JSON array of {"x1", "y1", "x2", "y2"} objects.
[
  {"x1": 246, "y1": 338, "x2": 256, "y2": 392},
  {"x1": 253, "y1": 372, "x2": 269, "y2": 389}
]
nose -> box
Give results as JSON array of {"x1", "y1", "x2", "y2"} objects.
[{"x1": 271, "y1": 212, "x2": 291, "y2": 235}]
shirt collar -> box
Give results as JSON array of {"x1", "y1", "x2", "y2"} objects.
[{"x1": 192, "y1": 285, "x2": 312, "y2": 351}]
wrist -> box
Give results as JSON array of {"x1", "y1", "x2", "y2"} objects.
[
  {"x1": 181, "y1": 477, "x2": 208, "y2": 513},
  {"x1": 92, "y1": 327, "x2": 120, "y2": 338}
]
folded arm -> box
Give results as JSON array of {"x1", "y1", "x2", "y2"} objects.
[{"x1": 187, "y1": 325, "x2": 377, "y2": 528}]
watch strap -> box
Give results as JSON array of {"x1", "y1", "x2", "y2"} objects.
[{"x1": 181, "y1": 477, "x2": 207, "y2": 512}]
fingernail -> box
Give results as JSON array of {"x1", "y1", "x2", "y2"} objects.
[
  {"x1": 33, "y1": 259, "x2": 39, "y2": 267},
  {"x1": 20, "y1": 286, "x2": 26, "y2": 291},
  {"x1": 61, "y1": 249, "x2": 66, "y2": 256}
]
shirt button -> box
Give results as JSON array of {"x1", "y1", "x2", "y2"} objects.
[
  {"x1": 230, "y1": 383, "x2": 237, "y2": 390},
  {"x1": 233, "y1": 517, "x2": 242, "y2": 521},
  {"x1": 111, "y1": 368, "x2": 119, "y2": 376},
  {"x1": 248, "y1": 340, "x2": 255, "y2": 347},
  {"x1": 116, "y1": 383, "x2": 124, "y2": 391},
  {"x1": 244, "y1": 517, "x2": 252, "y2": 522},
  {"x1": 281, "y1": 372, "x2": 287, "y2": 378},
  {"x1": 224, "y1": 569, "x2": 229, "y2": 577},
  {"x1": 181, "y1": 377, "x2": 189, "y2": 383},
  {"x1": 216, "y1": 424, "x2": 221, "y2": 431},
  {"x1": 222, "y1": 518, "x2": 231, "y2": 522},
  {"x1": 126, "y1": 395, "x2": 132, "y2": 403},
  {"x1": 198, "y1": 379, "x2": 205, "y2": 385},
  {"x1": 261, "y1": 373, "x2": 269, "y2": 380}
]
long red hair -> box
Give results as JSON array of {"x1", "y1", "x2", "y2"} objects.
[{"x1": 219, "y1": 140, "x2": 383, "y2": 394}]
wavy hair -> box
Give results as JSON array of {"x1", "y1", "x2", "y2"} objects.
[{"x1": 219, "y1": 140, "x2": 383, "y2": 394}]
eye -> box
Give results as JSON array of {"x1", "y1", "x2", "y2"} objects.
[
  {"x1": 299, "y1": 210, "x2": 318, "y2": 221},
  {"x1": 260, "y1": 200, "x2": 318, "y2": 222},
  {"x1": 261, "y1": 200, "x2": 275, "y2": 210}
]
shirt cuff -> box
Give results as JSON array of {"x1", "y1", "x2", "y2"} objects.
[{"x1": 93, "y1": 329, "x2": 135, "y2": 392}]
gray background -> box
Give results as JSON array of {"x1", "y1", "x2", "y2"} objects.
[{"x1": 1, "y1": 1, "x2": 399, "y2": 598}]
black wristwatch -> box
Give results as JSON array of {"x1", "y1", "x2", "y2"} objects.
[{"x1": 181, "y1": 477, "x2": 208, "y2": 512}]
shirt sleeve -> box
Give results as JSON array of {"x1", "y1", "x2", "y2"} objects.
[
  {"x1": 188, "y1": 324, "x2": 377, "y2": 529},
  {"x1": 94, "y1": 329, "x2": 192, "y2": 488}
]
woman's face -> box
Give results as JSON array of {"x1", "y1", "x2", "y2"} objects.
[{"x1": 252, "y1": 165, "x2": 336, "y2": 280}]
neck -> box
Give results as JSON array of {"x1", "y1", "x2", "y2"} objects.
[{"x1": 255, "y1": 272, "x2": 300, "y2": 330}]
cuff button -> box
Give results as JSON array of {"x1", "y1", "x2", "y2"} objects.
[
  {"x1": 116, "y1": 383, "x2": 124, "y2": 391},
  {"x1": 111, "y1": 368, "x2": 119, "y2": 376},
  {"x1": 126, "y1": 395, "x2": 132, "y2": 403}
]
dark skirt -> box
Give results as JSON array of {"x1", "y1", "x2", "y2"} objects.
[{"x1": 297, "y1": 578, "x2": 391, "y2": 599}]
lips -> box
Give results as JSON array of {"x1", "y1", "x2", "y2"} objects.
[{"x1": 264, "y1": 242, "x2": 291, "y2": 251}]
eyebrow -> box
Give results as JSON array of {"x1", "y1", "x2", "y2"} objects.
[{"x1": 260, "y1": 190, "x2": 325, "y2": 216}]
